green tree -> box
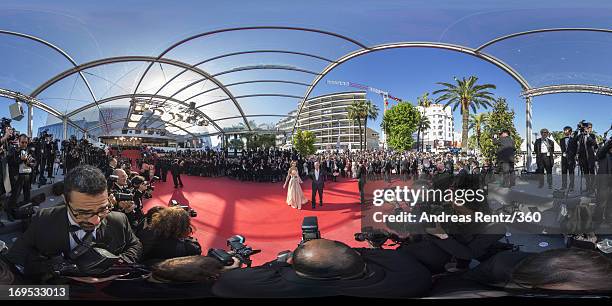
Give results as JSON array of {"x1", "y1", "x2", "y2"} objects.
[
  {"x1": 550, "y1": 131, "x2": 565, "y2": 145},
  {"x1": 362, "y1": 100, "x2": 379, "y2": 150},
  {"x1": 292, "y1": 130, "x2": 316, "y2": 156},
  {"x1": 228, "y1": 138, "x2": 244, "y2": 155},
  {"x1": 348, "y1": 100, "x2": 367, "y2": 151},
  {"x1": 479, "y1": 98, "x2": 522, "y2": 163},
  {"x1": 245, "y1": 133, "x2": 276, "y2": 149},
  {"x1": 469, "y1": 112, "x2": 489, "y2": 151},
  {"x1": 416, "y1": 93, "x2": 433, "y2": 151},
  {"x1": 381, "y1": 102, "x2": 420, "y2": 151},
  {"x1": 433, "y1": 76, "x2": 496, "y2": 152}
]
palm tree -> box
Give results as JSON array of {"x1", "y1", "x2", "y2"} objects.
[
  {"x1": 550, "y1": 131, "x2": 564, "y2": 145},
  {"x1": 468, "y1": 112, "x2": 489, "y2": 150},
  {"x1": 433, "y1": 76, "x2": 496, "y2": 152},
  {"x1": 362, "y1": 100, "x2": 379, "y2": 150},
  {"x1": 348, "y1": 100, "x2": 367, "y2": 151},
  {"x1": 418, "y1": 116, "x2": 431, "y2": 152},
  {"x1": 416, "y1": 93, "x2": 433, "y2": 151}
]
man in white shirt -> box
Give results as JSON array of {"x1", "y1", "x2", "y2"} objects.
[{"x1": 534, "y1": 128, "x2": 554, "y2": 188}]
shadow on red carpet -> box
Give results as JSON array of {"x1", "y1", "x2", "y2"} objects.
[{"x1": 143, "y1": 175, "x2": 368, "y2": 265}]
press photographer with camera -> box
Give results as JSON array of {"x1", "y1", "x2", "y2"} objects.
[
  {"x1": 102, "y1": 255, "x2": 241, "y2": 299},
  {"x1": 5, "y1": 134, "x2": 36, "y2": 221},
  {"x1": 109, "y1": 169, "x2": 136, "y2": 211},
  {"x1": 0, "y1": 119, "x2": 16, "y2": 198},
  {"x1": 493, "y1": 130, "x2": 515, "y2": 187},
  {"x1": 141, "y1": 206, "x2": 201, "y2": 264},
  {"x1": 211, "y1": 237, "x2": 432, "y2": 298},
  {"x1": 126, "y1": 175, "x2": 147, "y2": 227},
  {"x1": 574, "y1": 121, "x2": 598, "y2": 193},
  {"x1": 5, "y1": 165, "x2": 142, "y2": 283}
]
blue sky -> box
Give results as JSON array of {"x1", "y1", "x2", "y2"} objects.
[{"x1": 0, "y1": 0, "x2": 610, "y2": 138}]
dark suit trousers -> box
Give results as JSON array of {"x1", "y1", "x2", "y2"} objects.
[
  {"x1": 8, "y1": 174, "x2": 31, "y2": 211},
  {"x1": 536, "y1": 154, "x2": 553, "y2": 187},
  {"x1": 561, "y1": 156, "x2": 575, "y2": 189},
  {"x1": 358, "y1": 180, "x2": 366, "y2": 205},
  {"x1": 311, "y1": 183, "x2": 323, "y2": 206},
  {"x1": 172, "y1": 172, "x2": 183, "y2": 187}
]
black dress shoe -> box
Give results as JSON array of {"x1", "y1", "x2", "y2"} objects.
[
  {"x1": 312, "y1": 205, "x2": 316, "y2": 209},
  {"x1": 319, "y1": 203, "x2": 323, "y2": 207}
]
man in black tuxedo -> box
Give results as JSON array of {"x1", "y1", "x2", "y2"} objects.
[
  {"x1": 534, "y1": 128, "x2": 555, "y2": 189},
  {"x1": 560, "y1": 126, "x2": 578, "y2": 190},
  {"x1": 356, "y1": 160, "x2": 367, "y2": 205},
  {"x1": 493, "y1": 130, "x2": 515, "y2": 187},
  {"x1": 211, "y1": 239, "x2": 431, "y2": 298},
  {"x1": 5, "y1": 165, "x2": 142, "y2": 283},
  {"x1": 171, "y1": 159, "x2": 184, "y2": 188},
  {"x1": 575, "y1": 122, "x2": 598, "y2": 192},
  {"x1": 310, "y1": 161, "x2": 325, "y2": 209}
]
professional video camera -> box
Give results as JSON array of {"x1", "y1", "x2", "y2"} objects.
[
  {"x1": 207, "y1": 235, "x2": 261, "y2": 267},
  {"x1": 142, "y1": 176, "x2": 159, "y2": 199},
  {"x1": 577, "y1": 120, "x2": 589, "y2": 134},
  {"x1": 354, "y1": 226, "x2": 406, "y2": 249},
  {"x1": 0, "y1": 117, "x2": 16, "y2": 141},
  {"x1": 170, "y1": 199, "x2": 197, "y2": 217},
  {"x1": 301, "y1": 216, "x2": 320, "y2": 244}
]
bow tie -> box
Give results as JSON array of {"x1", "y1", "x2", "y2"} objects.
[{"x1": 69, "y1": 225, "x2": 94, "y2": 233}]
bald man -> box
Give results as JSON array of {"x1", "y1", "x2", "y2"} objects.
[{"x1": 212, "y1": 239, "x2": 431, "y2": 298}]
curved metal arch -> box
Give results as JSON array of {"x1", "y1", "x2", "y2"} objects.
[
  {"x1": 160, "y1": 65, "x2": 319, "y2": 105},
  {"x1": 213, "y1": 114, "x2": 292, "y2": 122},
  {"x1": 140, "y1": 66, "x2": 317, "y2": 128},
  {"x1": 476, "y1": 28, "x2": 612, "y2": 52},
  {"x1": 86, "y1": 117, "x2": 201, "y2": 138},
  {"x1": 0, "y1": 30, "x2": 108, "y2": 129},
  {"x1": 521, "y1": 84, "x2": 612, "y2": 98},
  {"x1": 65, "y1": 93, "x2": 223, "y2": 133},
  {"x1": 131, "y1": 26, "x2": 369, "y2": 96},
  {"x1": 139, "y1": 66, "x2": 317, "y2": 128},
  {"x1": 29, "y1": 56, "x2": 248, "y2": 131},
  {"x1": 192, "y1": 79, "x2": 310, "y2": 97},
  {"x1": 291, "y1": 42, "x2": 532, "y2": 133},
  {"x1": 149, "y1": 49, "x2": 334, "y2": 104},
  {"x1": 197, "y1": 94, "x2": 304, "y2": 109},
  {"x1": 0, "y1": 88, "x2": 85, "y2": 133}
]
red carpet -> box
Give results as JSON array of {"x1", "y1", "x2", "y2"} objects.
[{"x1": 143, "y1": 175, "x2": 368, "y2": 265}]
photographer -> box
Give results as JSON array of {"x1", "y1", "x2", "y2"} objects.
[
  {"x1": 493, "y1": 130, "x2": 515, "y2": 187},
  {"x1": 102, "y1": 255, "x2": 240, "y2": 299},
  {"x1": 574, "y1": 121, "x2": 598, "y2": 193},
  {"x1": 141, "y1": 206, "x2": 201, "y2": 264},
  {"x1": 595, "y1": 129, "x2": 611, "y2": 221},
  {"x1": 5, "y1": 165, "x2": 142, "y2": 283},
  {"x1": 211, "y1": 239, "x2": 432, "y2": 298},
  {"x1": 6, "y1": 134, "x2": 36, "y2": 221},
  {"x1": 0, "y1": 122, "x2": 15, "y2": 197},
  {"x1": 126, "y1": 175, "x2": 147, "y2": 228}
]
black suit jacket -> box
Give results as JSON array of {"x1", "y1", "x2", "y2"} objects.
[
  {"x1": 559, "y1": 136, "x2": 577, "y2": 161},
  {"x1": 6, "y1": 205, "x2": 142, "y2": 282},
  {"x1": 357, "y1": 165, "x2": 367, "y2": 183},
  {"x1": 211, "y1": 249, "x2": 431, "y2": 298},
  {"x1": 310, "y1": 169, "x2": 325, "y2": 188},
  {"x1": 534, "y1": 138, "x2": 555, "y2": 157}
]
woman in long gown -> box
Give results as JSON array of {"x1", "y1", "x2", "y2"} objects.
[{"x1": 283, "y1": 162, "x2": 308, "y2": 209}]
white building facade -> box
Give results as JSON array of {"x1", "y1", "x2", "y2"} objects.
[
  {"x1": 416, "y1": 104, "x2": 456, "y2": 152},
  {"x1": 280, "y1": 91, "x2": 379, "y2": 151}
]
